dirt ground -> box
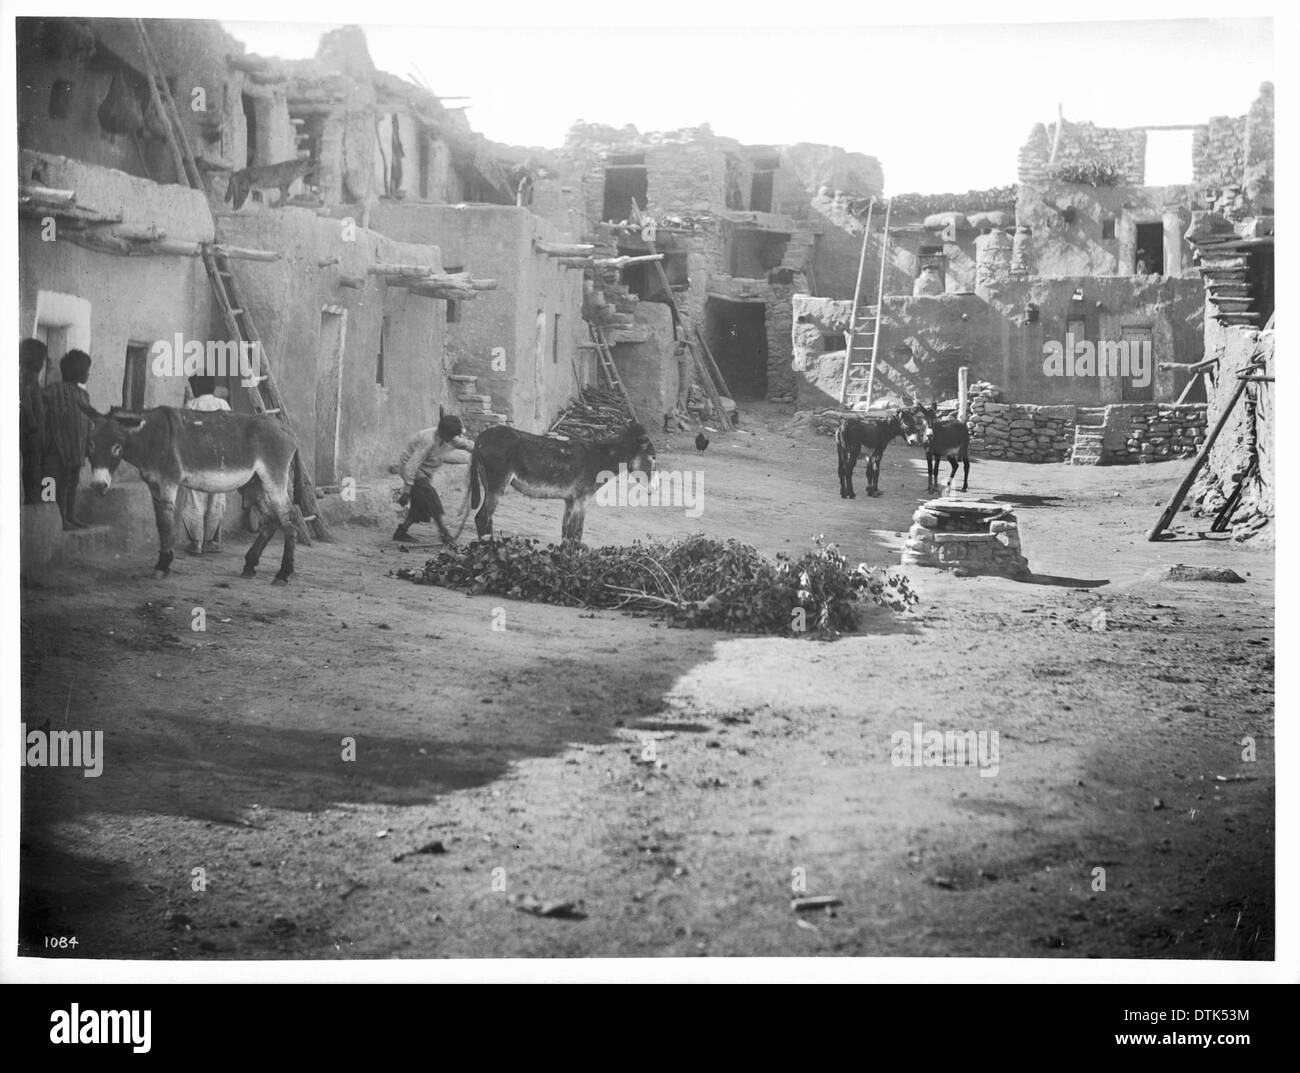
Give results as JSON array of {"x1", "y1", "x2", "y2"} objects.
[{"x1": 18, "y1": 403, "x2": 1274, "y2": 964}]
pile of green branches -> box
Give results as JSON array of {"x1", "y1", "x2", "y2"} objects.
[{"x1": 393, "y1": 534, "x2": 919, "y2": 639}]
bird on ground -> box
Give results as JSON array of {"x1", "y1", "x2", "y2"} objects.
[{"x1": 695, "y1": 432, "x2": 709, "y2": 454}]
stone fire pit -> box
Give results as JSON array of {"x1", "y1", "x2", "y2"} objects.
[{"x1": 901, "y1": 499, "x2": 1030, "y2": 578}]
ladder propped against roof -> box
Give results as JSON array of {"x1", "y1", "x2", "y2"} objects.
[
  {"x1": 587, "y1": 323, "x2": 638, "y2": 421},
  {"x1": 840, "y1": 197, "x2": 892, "y2": 411},
  {"x1": 133, "y1": 18, "x2": 328, "y2": 542}
]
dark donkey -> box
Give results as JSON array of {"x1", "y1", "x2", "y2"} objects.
[
  {"x1": 835, "y1": 408, "x2": 922, "y2": 498},
  {"x1": 453, "y1": 422, "x2": 656, "y2": 543},
  {"x1": 82, "y1": 405, "x2": 307, "y2": 583},
  {"x1": 916, "y1": 404, "x2": 971, "y2": 493}
]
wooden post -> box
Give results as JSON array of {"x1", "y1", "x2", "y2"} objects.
[{"x1": 957, "y1": 366, "x2": 970, "y2": 422}]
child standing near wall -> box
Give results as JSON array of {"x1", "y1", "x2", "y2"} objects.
[
  {"x1": 40, "y1": 348, "x2": 93, "y2": 531},
  {"x1": 180, "y1": 375, "x2": 231, "y2": 554}
]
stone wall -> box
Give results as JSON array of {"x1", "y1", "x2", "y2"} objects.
[
  {"x1": 1017, "y1": 120, "x2": 1147, "y2": 186},
  {"x1": 967, "y1": 387, "x2": 1074, "y2": 463},
  {"x1": 1192, "y1": 116, "x2": 1246, "y2": 185},
  {"x1": 966, "y1": 383, "x2": 1207, "y2": 464}
]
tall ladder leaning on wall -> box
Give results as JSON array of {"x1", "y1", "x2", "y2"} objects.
[
  {"x1": 133, "y1": 18, "x2": 329, "y2": 542},
  {"x1": 627, "y1": 200, "x2": 731, "y2": 435},
  {"x1": 587, "y1": 323, "x2": 639, "y2": 421},
  {"x1": 839, "y1": 197, "x2": 892, "y2": 412}
]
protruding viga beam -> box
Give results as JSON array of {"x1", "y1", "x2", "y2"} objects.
[{"x1": 534, "y1": 240, "x2": 596, "y2": 257}]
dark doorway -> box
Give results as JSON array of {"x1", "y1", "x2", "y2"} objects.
[
  {"x1": 603, "y1": 154, "x2": 647, "y2": 222},
  {"x1": 1134, "y1": 222, "x2": 1164, "y2": 275},
  {"x1": 705, "y1": 298, "x2": 767, "y2": 400},
  {"x1": 749, "y1": 153, "x2": 779, "y2": 212}
]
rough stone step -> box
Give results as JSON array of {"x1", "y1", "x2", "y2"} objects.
[
  {"x1": 448, "y1": 374, "x2": 477, "y2": 384},
  {"x1": 457, "y1": 393, "x2": 493, "y2": 405}
]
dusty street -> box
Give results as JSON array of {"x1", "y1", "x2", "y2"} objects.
[{"x1": 19, "y1": 404, "x2": 1274, "y2": 961}]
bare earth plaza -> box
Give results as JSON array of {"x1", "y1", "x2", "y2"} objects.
[{"x1": 9, "y1": 13, "x2": 1279, "y2": 972}]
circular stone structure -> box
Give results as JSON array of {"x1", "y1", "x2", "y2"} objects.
[{"x1": 901, "y1": 498, "x2": 1030, "y2": 578}]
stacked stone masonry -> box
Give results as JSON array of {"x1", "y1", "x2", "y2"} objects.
[{"x1": 902, "y1": 500, "x2": 1030, "y2": 578}]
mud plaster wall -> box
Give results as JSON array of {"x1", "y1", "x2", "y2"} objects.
[
  {"x1": 217, "y1": 208, "x2": 450, "y2": 482},
  {"x1": 363, "y1": 203, "x2": 585, "y2": 432},
  {"x1": 1191, "y1": 322, "x2": 1273, "y2": 534},
  {"x1": 614, "y1": 303, "x2": 678, "y2": 422},
  {"x1": 19, "y1": 151, "x2": 214, "y2": 425},
  {"x1": 1015, "y1": 181, "x2": 1196, "y2": 277}
]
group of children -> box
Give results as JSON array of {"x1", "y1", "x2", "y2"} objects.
[{"x1": 19, "y1": 337, "x2": 473, "y2": 546}]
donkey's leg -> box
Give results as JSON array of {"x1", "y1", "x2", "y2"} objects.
[
  {"x1": 960, "y1": 453, "x2": 970, "y2": 493},
  {"x1": 241, "y1": 482, "x2": 277, "y2": 579},
  {"x1": 150, "y1": 481, "x2": 181, "y2": 577},
  {"x1": 475, "y1": 486, "x2": 502, "y2": 541},
  {"x1": 845, "y1": 444, "x2": 860, "y2": 499},
  {"x1": 837, "y1": 441, "x2": 849, "y2": 498},
  {"x1": 868, "y1": 450, "x2": 885, "y2": 496},
  {"x1": 266, "y1": 489, "x2": 298, "y2": 585},
  {"x1": 946, "y1": 456, "x2": 959, "y2": 491},
  {"x1": 562, "y1": 497, "x2": 587, "y2": 544}
]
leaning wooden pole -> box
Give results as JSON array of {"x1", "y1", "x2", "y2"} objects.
[{"x1": 1146, "y1": 373, "x2": 1253, "y2": 541}]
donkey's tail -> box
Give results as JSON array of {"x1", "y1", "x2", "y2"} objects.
[{"x1": 446, "y1": 447, "x2": 481, "y2": 543}]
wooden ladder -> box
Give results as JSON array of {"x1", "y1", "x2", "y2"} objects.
[
  {"x1": 587, "y1": 323, "x2": 638, "y2": 421},
  {"x1": 133, "y1": 19, "x2": 328, "y2": 541},
  {"x1": 840, "y1": 197, "x2": 891, "y2": 411}
]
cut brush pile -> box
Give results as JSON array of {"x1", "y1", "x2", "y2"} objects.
[{"x1": 394, "y1": 534, "x2": 919, "y2": 638}]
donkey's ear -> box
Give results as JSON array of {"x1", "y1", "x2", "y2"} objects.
[{"x1": 440, "y1": 404, "x2": 446, "y2": 420}]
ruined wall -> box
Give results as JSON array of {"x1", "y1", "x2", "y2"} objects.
[
  {"x1": 1099, "y1": 403, "x2": 1207, "y2": 463},
  {"x1": 1192, "y1": 116, "x2": 1247, "y2": 185},
  {"x1": 365, "y1": 203, "x2": 585, "y2": 433},
  {"x1": 217, "y1": 208, "x2": 449, "y2": 481},
  {"x1": 1018, "y1": 120, "x2": 1147, "y2": 185},
  {"x1": 18, "y1": 150, "x2": 214, "y2": 417},
  {"x1": 16, "y1": 18, "x2": 247, "y2": 190}
]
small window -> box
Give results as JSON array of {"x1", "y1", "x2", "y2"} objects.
[
  {"x1": 1101, "y1": 218, "x2": 1116, "y2": 240},
  {"x1": 446, "y1": 300, "x2": 461, "y2": 324},
  {"x1": 552, "y1": 314, "x2": 561, "y2": 364},
  {"x1": 376, "y1": 317, "x2": 388, "y2": 386},
  {"x1": 1066, "y1": 317, "x2": 1087, "y2": 344},
  {"x1": 822, "y1": 333, "x2": 844, "y2": 352},
  {"x1": 123, "y1": 344, "x2": 150, "y2": 410}
]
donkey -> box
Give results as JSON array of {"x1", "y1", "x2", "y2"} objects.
[
  {"x1": 916, "y1": 404, "x2": 971, "y2": 493},
  {"x1": 452, "y1": 422, "x2": 656, "y2": 544},
  {"x1": 81, "y1": 405, "x2": 307, "y2": 583},
  {"x1": 835, "y1": 408, "x2": 922, "y2": 498}
]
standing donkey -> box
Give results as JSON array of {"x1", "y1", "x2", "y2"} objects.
[
  {"x1": 82, "y1": 405, "x2": 308, "y2": 583},
  {"x1": 916, "y1": 404, "x2": 971, "y2": 494},
  {"x1": 835, "y1": 407, "x2": 923, "y2": 499}
]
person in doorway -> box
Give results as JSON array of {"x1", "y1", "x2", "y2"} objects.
[
  {"x1": 1135, "y1": 249, "x2": 1151, "y2": 276},
  {"x1": 180, "y1": 376, "x2": 231, "y2": 554},
  {"x1": 392, "y1": 408, "x2": 474, "y2": 544},
  {"x1": 20, "y1": 338, "x2": 47, "y2": 505},
  {"x1": 40, "y1": 348, "x2": 93, "y2": 531}
]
